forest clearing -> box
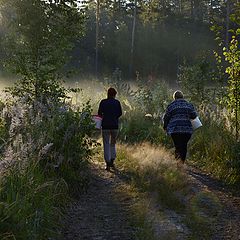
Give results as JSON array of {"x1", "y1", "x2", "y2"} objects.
[{"x1": 0, "y1": 0, "x2": 240, "y2": 239}]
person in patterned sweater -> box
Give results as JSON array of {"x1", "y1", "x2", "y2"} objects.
[{"x1": 163, "y1": 90, "x2": 197, "y2": 164}]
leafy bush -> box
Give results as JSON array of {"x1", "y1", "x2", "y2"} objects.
[
  {"x1": 119, "y1": 110, "x2": 171, "y2": 146},
  {"x1": 178, "y1": 57, "x2": 216, "y2": 104},
  {"x1": 0, "y1": 162, "x2": 68, "y2": 240},
  {"x1": 189, "y1": 118, "x2": 240, "y2": 184},
  {"x1": 0, "y1": 95, "x2": 96, "y2": 238},
  {"x1": 133, "y1": 81, "x2": 171, "y2": 116},
  {"x1": 40, "y1": 103, "x2": 97, "y2": 194},
  {"x1": 0, "y1": 1, "x2": 95, "y2": 238}
]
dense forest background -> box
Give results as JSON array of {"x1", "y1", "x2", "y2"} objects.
[{"x1": 0, "y1": 0, "x2": 238, "y2": 83}]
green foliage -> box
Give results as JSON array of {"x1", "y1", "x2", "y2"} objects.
[
  {"x1": 119, "y1": 110, "x2": 171, "y2": 146},
  {"x1": 0, "y1": 163, "x2": 68, "y2": 239},
  {"x1": 223, "y1": 36, "x2": 240, "y2": 140},
  {"x1": 211, "y1": 2, "x2": 240, "y2": 140},
  {"x1": 133, "y1": 81, "x2": 171, "y2": 116},
  {"x1": 40, "y1": 102, "x2": 97, "y2": 194},
  {"x1": 0, "y1": 1, "x2": 97, "y2": 239},
  {"x1": 73, "y1": 0, "x2": 217, "y2": 80},
  {"x1": 178, "y1": 57, "x2": 215, "y2": 104},
  {"x1": 0, "y1": 91, "x2": 96, "y2": 238},
  {"x1": 189, "y1": 119, "x2": 240, "y2": 184},
  {"x1": 1, "y1": 0, "x2": 85, "y2": 102}
]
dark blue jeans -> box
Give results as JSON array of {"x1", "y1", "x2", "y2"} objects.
[{"x1": 171, "y1": 133, "x2": 192, "y2": 163}]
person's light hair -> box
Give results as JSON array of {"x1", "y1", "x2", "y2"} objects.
[{"x1": 173, "y1": 90, "x2": 184, "y2": 99}]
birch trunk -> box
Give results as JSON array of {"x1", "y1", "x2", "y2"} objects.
[
  {"x1": 95, "y1": 0, "x2": 100, "y2": 79},
  {"x1": 129, "y1": 0, "x2": 137, "y2": 78}
]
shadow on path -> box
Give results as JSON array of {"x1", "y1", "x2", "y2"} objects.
[
  {"x1": 61, "y1": 160, "x2": 137, "y2": 240},
  {"x1": 187, "y1": 166, "x2": 240, "y2": 240}
]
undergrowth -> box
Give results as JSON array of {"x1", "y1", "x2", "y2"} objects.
[
  {"x1": 0, "y1": 97, "x2": 96, "y2": 239},
  {"x1": 0, "y1": 163, "x2": 68, "y2": 239},
  {"x1": 115, "y1": 143, "x2": 222, "y2": 239},
  {"x1": 189, "y1": 118, "x2": 240, "y2": 185}
]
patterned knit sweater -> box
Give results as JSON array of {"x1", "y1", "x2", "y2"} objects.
[{"x1": 163, "y1": 99, "x2": 197, "y2": 135}]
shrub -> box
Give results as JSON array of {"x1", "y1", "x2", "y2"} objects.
[
  {"x1": 189, "y1": 118, "x2": 240, "y2": 184},
  {"x1": 0, "y1": 95, "x2": 96, "y2": 238},
  {"x1": 0, "y1": 162, "x2": 68, "y2": 239},
  {"x1": 119, "y1": 110, "x2": 171, "y2": 146}
]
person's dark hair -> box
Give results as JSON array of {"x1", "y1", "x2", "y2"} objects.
[
  {"x1": 173, "y1": 90, "x2": 184, "y2": 99},
  {"x1": 107, "y1": 87, "x2": 117, "y2": 98}
]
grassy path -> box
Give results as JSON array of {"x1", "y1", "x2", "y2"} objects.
[
  {"x1": 61, "y1": 159, "x2": 138, "y2": 240},
  {"x1": 188, "y1": 167, "x2": 240, "y2": 240},
  {"x1": 61, "y1": 143, "x2": 240, "y2": 240}
]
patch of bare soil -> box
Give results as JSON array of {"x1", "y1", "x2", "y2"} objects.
[
  {"x1": 61, "y1": 160, "x2": 137, "y2": 240},
  {"x1": 187, "y1": 166, "x2": 240, "y2": 240}
]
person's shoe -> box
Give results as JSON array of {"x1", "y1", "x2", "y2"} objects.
[
  {"x1": 105, "y1": 165, "x2": 110, "y2": 171},
  {"x1": 105, "y1": 162, "x2": 111, "y2": 171},
  {"x1": 110, "y1": 159, "x2": 115, "y2": 168}
]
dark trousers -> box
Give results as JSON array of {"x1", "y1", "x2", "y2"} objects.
[{"x1": 171, "y1": 133, "x2": 192, "y2": 163}]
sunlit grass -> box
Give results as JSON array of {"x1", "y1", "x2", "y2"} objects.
[
  {"x1": 0, "y1": 77, "x2": 16, "y2": 92},
  {"x1": 117, "y1": 143, "x2": 189, "y2": 210},
  {"x1": 189, "y1": 119, "x2": 240, "y2": 185},
  {"x1": 113, "y1": 143, "x2": 222, "y2": 239}
]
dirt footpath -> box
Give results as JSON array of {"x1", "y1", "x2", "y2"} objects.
[
  {"x1": 61, "y1": 158, "x2": 240, "y2": 240},
  {"x1": 61, "y1": 160, "x2": 137, "y2": 240},
  {"x1": 188, "y1": 167, "x2": 240, "y2": 240}
]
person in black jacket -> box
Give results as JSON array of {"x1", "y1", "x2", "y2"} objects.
[{"x1": 98, "y1": 87, "x2": 122, "y2": 171}]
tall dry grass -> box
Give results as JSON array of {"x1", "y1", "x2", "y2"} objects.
[
  {"x1": 117, "y1": 143, "x2": 189, "y2": 210},
  {"x1": 114, "y1": 143, "x2": 222, "y2": 239},
  {"x1": 0, "y1": 92, "x2": 96, "y2": 239}
]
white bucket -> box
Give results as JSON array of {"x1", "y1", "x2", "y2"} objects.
[
  {"x1": 191, "y1": 116, "x2": 202, "y2": 130},
  {"x1": 92, "y1": 115, "x2": 102, "y2": 129}
]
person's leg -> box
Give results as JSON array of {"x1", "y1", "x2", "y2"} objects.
[
  {"x1": 178, "y1": 133, "x2": 191, "y2": 162},
  {"x1": 110, "y1": 129, "x2": 118, "y2": 167},
  {"x1": 171, "y1": 133, "x2": 182, "y2": 161},
  {"x1": 172, "y1": 133, "x2": 191, "y2": 163},
  {"x1": 102, "y1": 129, "x2": 111, "y2": 170}
]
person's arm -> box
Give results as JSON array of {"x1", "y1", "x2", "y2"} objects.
[
  {"x1": 189, "y1": 103, "x2": 197, "y2": 119},
  {"x1": 98, "y1": 100, "x2": 103, "y2": 117},
  {"x1": 163, "y1": 106, "x2": 171, "y2": 130}
]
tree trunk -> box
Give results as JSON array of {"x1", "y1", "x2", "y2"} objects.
[
  {"x1": 95, "y1": 0, "x2": 100, "y2": 79},
  {"x1": 129, "y1": 0, "x2": 137, "y2": 78},
  {"x1": 226, "y1": 0, "x2": 230, "y2": 49},
  {"x1": 191, "y1": 0, "x2": 194, "y2": 19},
  {"x1": 179, "y1": 0, "x2": 182, "y2": 13}
]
